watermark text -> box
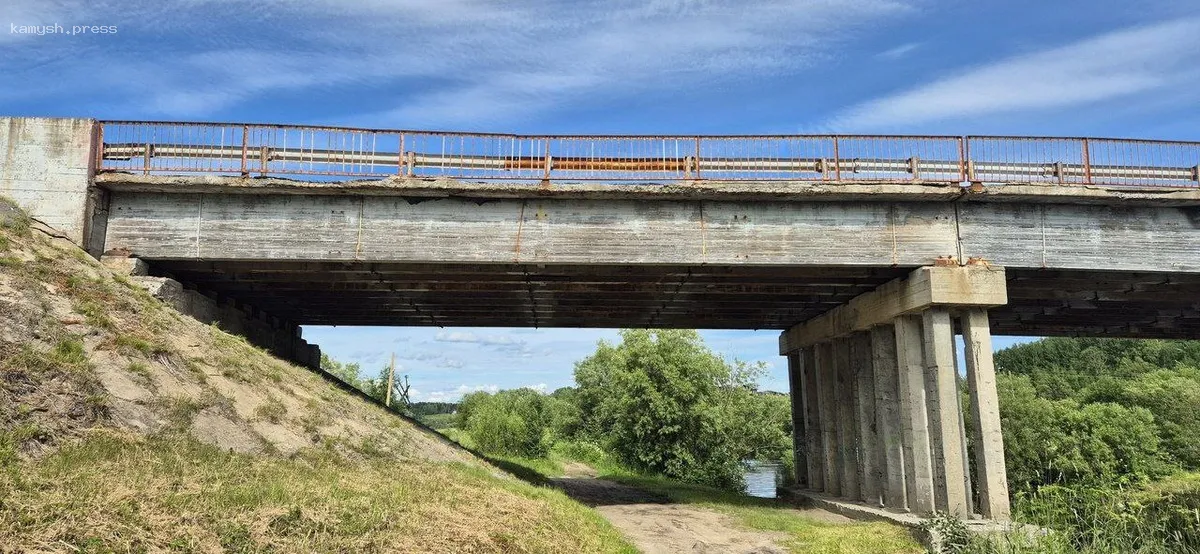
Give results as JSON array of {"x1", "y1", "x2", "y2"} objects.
[{"x1": 9, "y1": 23, "x2": 118, "y2": 36}]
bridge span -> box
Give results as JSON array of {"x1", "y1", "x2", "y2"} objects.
[{"x1": 4, "y1": 116, "x2": 1200, "y2": 523}]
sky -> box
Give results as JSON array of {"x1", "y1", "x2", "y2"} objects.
[{"x1": 4, "y1": 0, "x2": 1197, "y2": 400}]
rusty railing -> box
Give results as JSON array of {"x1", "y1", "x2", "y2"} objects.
[{"x1": 96, "y1": 121, "x2": 1200, "y2": 188}]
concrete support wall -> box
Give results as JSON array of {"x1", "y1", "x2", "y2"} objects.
[
  {"x1": 0, "y1": 117, "x2": 97, "y2": 245},
  {"x1": 833, "y1": 337, "x2": 860, "y2": 500},
  {"x1": 816, "y1": 342, "x2": 841, "y2": 496},
  {"x1": 961, "y1": 309, "x2": 1012, "y2": 520},
  {"x1": 781, "y1": 266, "x2": 1012, "y2": 522},
  {"x1": 851, "y1": 332, "x2": 881, "y2": 505},
  {"x1": 786, "y1": 352, "x2": 808, "y2": 489},
  {"x1": 103, "y1": 257, "x2": 322, "y2": 371},
  {"x1": 800, "y1": 347, "x2": 824, "y2": 491}
]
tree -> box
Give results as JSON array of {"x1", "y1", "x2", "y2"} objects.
[
  {"x1": 572, "y1": 329, "x2": 785, "y2": 490},
  {"x1": 320, "y1": 353, "x2": 364, "y2": 389}
]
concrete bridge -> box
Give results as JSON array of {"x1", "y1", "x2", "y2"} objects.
[{"x1": 4, "y1": 116, "x2": 1200, "y2": 522}]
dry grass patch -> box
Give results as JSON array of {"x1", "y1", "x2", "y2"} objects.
[{"x1": 0, "y1": 433, "x2": 637, "y2": 553}]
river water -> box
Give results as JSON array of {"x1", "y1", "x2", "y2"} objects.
[{"x1": 742, "y1": 460, "x2": 783, "y2": 498}]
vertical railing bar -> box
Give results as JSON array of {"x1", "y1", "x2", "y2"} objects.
[
  {"x1": 1082, "y1": 138, "x2": 1092, "y2": 185},
  {"x1": 833, "y1": 136, "x2": 841, "y2": 181},
  {"x1": 240, "y1": 125, "x2": 249, "y2": 177}
]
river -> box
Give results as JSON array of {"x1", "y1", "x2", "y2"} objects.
[{"x1": 742, "y1": 460, "x2": 783, "y2": 498}]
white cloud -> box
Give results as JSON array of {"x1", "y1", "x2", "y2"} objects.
[
  {"x1": 0, "y1": 0, "x2": 916, "y2": 125},
  {"x1": 831, "y1": 18, "x2": 1200, "y2": 130},
  {"x1": 876, "y1": 42, "x2": 921, "y2": 60}
]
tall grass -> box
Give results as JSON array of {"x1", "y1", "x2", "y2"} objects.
[
  {"x1": 954, "y1": 476, "x2": 1200, "y2": 554},
  {"x1": 0, "y1": 432, "x2": 638, "y2": 553}
]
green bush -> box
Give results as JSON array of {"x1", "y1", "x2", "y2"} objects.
[
  {"x1": 572, "y1": 329, "x2": 787, "y2": 490},
  {"x1": 462, "y1": 388, "x2": 558, "y2": 458}
]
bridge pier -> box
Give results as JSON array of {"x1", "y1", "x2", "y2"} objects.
[{"x1": 781, "y1": 265, "x2": 1011, "y2": 520}]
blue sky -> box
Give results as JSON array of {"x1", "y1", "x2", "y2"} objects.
[{"x1": 4, "y1": 0, "x2": 1197, "y2": 400}]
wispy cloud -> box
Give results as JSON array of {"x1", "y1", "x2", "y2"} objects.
[
  {"x1": 876, "y1": 42, "x2": 921, "y2": 60},
  {"x1": 1, "y1": 0, "x2": 915, "y2": 125},
  {"x1": 830, "y1": 18, "x2": 1200, "y2": 131}
]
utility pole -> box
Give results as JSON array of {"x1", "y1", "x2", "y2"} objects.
[{"x1": 385, "y1": 352, "x2": 396, "y2": 408}]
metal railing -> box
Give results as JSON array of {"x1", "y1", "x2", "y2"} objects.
[{"x1": 96, "y1": 121, "x2": 1200, "y2": 188}]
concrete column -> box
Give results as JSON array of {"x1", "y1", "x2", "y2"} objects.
[
  {"x1": 815, "y1": 341, "x2": 840, "y2": 496},
  {"x1": 961, "y1": 308, "x2": 1012, "y2": 520},
  {"x1": 801, "y1": 346, "x2": 824, "y2": 490},
  {"x1": 833, "y1": 337, "x2": 860, "y2": 500},
  {"x1": 952, "y1": 340, "x2": 975, "y2": 516},
  {"x1": 871, "y1": 324, "x2": 907, "y2": 510},
  {"x1": 896, "y1": 315, "x2": 935, "y2": 514},
  {"x1": 786, "y1": 352, "x2": 809, "y2": 489},
  {"x1": 922, "y1": 307, "x2": 970, "y2": 517},
  {"x1": 852, "y1": 331, "x2": 881, "y2": 505}
]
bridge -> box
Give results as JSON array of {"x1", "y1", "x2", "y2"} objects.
[{"x1": 4, "y1": 116, "x2": 1200, "y2": 524}]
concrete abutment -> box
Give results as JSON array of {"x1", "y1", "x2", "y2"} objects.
[
  {"x1": 100, "y1": 256, "x2": 321, "y2": 371},
  {"x1": 780, "y1": 265, "x2": 1012, "y2": 522}
]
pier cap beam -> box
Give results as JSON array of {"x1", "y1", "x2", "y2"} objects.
[{"x1": 779, "y1": 265, "x2": 1006, "y2": 355}]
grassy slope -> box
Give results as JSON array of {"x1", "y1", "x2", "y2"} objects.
[{"x1": 0, "y1": 201, "x2": 636, "y2": 553}]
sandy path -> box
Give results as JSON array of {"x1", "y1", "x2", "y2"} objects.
[{"x1": 551, "y1": 467, "x2": 849, "y2": 554}]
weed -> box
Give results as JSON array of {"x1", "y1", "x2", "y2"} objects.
[
  {"x1": 922, "y1": 512, "x2": 971, "y2": 553},
  {"x1": 255, "y1": 397, "x2": 287, "y2": 424},
  {"x1": 126, "y1": 361, "x2": 151, "y2": 382},
  {"x1": 73, "y1": 299, "x2": 115, "y2": 330},
  {"x1": 51, "y1": 337, "x2": 90, "y2": 373}
]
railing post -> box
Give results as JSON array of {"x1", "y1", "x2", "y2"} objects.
[
  {"x1": 259, "y1": 146, "x2": 269, "y2": 176},
  {"x1": 93, "y1": 123, "x2": 104, "y2": 174},
  {"x1": 832, "y1": 137, "x2": 841, "y2": 181},
  {"x1": 694, "y1": 137, "x2": 702, "y2": 180},
  {"x1": 397, "y1": 133, "x2": 405, "y2": 176},
  {"x1": 143, "y1": 142, "x2": 151, "y2": 176},
  {"x1": 1082, "y1": 138, "x2": 1092, "y2": 184},
  {"x1": 958, "y1": 137, "x2": 967, "y2": 183},
  {"x1": 543, "y1": 140, "x2": 552, "y2": 182},
  {"x1": 240, "y1": 125, "x2": 249, "y2": 177}
]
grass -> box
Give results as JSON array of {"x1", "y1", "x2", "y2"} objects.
[
  {"x1": 255, "y1": 396, "x2": 288, "y2": 424},
  {"x1": 0, "y1": 433, "x2": 638, "y2": 553}
]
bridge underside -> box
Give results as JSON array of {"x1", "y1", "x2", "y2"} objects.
[{"x1": 145, "y1": 260, "x2": 1200, "y2": 337}]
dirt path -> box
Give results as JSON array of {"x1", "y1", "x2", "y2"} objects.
[{"x1": 550, "y1": 466, "x2": 849, "y2": 554}]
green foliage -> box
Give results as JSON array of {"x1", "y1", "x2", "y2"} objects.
[
  {"x1": 998, "y1": 373, "x2": 1169, "y2": 490},
  {"x1": 571, "y1": 329, "x2": 788, "y2": 490},
  {"x1": 921, "y1": 512, "x2": 971, "y2": 554},
  {"x1": 461, "y1": 388, "x2": 561, "y2": 458},
  {"x1": 993, "y1": 338, "x2": 1200, "y2": 552},
  {"x1": 320, "y1": 353, "x2": 364, "y2": 389}
]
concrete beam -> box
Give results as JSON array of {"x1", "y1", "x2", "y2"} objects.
[
  {"x1": 780, "y1": 265, "x2": 1007, "y2": 354},
  {"x1": 852, "y1": 332, "x2": 881, "y2": 505},
  {"x1": 961, "y1": 308, "x2": 1012, "y2": 521},
  {"x1": 787, "y1": 352, "x2": 808, "y2": 489},
  {"x1": 800, "y1": 346, "x2": 824, "y2": 491},
  {"x1": 871, "y1": 324, "x2": 907, "y2": 510},
  {"x1": 922, "y1": 308, "x2": 970, "y2": 517},
  {"x1": 833, "y1": 337, "x2": 859, "y2": 500},
  {"x1": 815, "y1": 342, "x2": 841, "y2": 496},
  {"x1": 896, "y1": 315, "x2": 935, "y2": 515}
]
